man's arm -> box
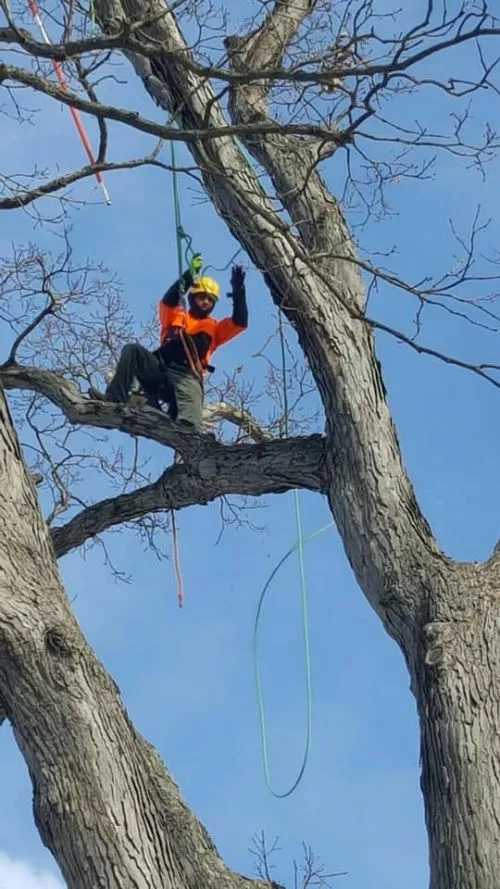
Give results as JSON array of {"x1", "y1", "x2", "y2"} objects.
[
  {"x1": 213, "y1": 266, "x2": 248, "y2": 348},
  {"x1": 230, "y1": 265, "x2": 248, "y2": 328}
]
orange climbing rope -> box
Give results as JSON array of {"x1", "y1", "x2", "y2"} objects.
[
  {"x1": 27, "y1": 0, "x2": 111, "y2": 204},
  {"x1": 170, "y1": 509, "x2": 185, "y2": 608}
]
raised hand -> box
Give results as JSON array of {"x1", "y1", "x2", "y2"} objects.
[{"x1": 230, "y1": 265, "x2": 246, "y2": 297}]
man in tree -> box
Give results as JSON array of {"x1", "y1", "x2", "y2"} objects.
[
  {"x1": 91, "y1": 257, "x2": 248, "y2": 428},
  {"x1": 0, "y1": 2, "x2": 499, "y2": 888}
]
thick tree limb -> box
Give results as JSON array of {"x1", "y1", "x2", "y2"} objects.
[
  {"x1": 0, "y1": 364, "x2": 326, "y2": 560},
  {"x1": 0, "y1": 362, "x2": 283, "y2": 453},
  {"x1": 225, "y1": 0, "x2": 362, "y2": 294},
  {"x1": 236, "y1": 0, "x2": 317, "y2": 70},
  {"x1": 51, "y1": 435, "x2": 327, "y2": 557},
  {"x1": 0, "y1": 363, "x2": 221, "y2": 458},
  {"x1": 0, "y1": 382, "x2": 273, "y2": 889}
]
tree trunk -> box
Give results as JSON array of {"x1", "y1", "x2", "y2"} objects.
[
  {"x1": 2, "y1": 3, "x2": 499, "y2": 887},
  {"x1": 0, "y1": 384, "x2": 265, "y2": 889},
  {"x1": 415, "y1": 560, "x2": 500, "y2": 888}
]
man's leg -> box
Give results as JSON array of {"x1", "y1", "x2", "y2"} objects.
[
  {"x1": 164, "y1": 365, "x2": 203, "y2": 428},
  {"x1": 106, "y1": 344, "x2": 163, "y2": 402}
]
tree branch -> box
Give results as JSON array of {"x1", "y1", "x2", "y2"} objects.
[
  {"x1": 6, "y1": 295, "x2": 56, "y2": 365},
  {"x1": 0, "y1": 362, "x2": 223, "y2": 459},
  {"x1": 51, "y1": 434, "x2": 327, "y2": 558},
  {"x1": 0, "y1": 156, "x2": 172, "y2": 211},
  {"x1": 235, "y1": 0, "x2": 317, "y2": 71},
  {"x1": 1, "y1": 17, "x2": 498, "y2": 87},
  {"x1": 225, "y1": 2, "x2": 363, "y2": 308},
  {"x1": 204, "y1": 401, "x2": 272, "y2": 442},
  {"x1": 0, "y1": 364, "x2": 327, "y2": 549},
  {"x1": 0, "y1": 61, "x2": 343, "y2": 144}
]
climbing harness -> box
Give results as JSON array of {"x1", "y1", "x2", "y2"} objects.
[
  {"x1": 27, "y1": 0, "x2": 110, "y2": 204},
  {"x1": 253, "y1": 313, "x2": 334, "y2": 797},
  {"x1": 178, "y1": 328, "x2": 205, "y2": 384}
]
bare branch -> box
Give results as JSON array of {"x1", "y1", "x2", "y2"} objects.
[
  {"x1": 250, "y1": 832, "x2": 282, "y2": 885},
  {"x1": 6, "y1": 256, "x2": 58, "y2": 364},
  {"x1": 0, "y1": 15, "x2": 498, "y2": 90},
  {"x1": 203, "y1": 401, "x2": 272, "y2": 443},
  {"x1": 0, "y1": 155, "x2": 192, "y2": 210},
  {"x1": 0, "y1": 362, "x2": 222, "y2": 458},
  {"x1": 364, "y1": 314, "x2": 500, "y2": 389},
  {"x1": 298, "y1": 843, "x2": 347, "y2": 887}
]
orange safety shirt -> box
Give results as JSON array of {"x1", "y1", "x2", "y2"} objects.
[{"x1": 158, "y1": 303, "x2": 245, "y2": 369}]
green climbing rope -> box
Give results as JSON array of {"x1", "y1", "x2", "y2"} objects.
[
  {"x1": 253, "y1": 313, "x2": 333, "y2": 798},
  {"x1": 170, "y1": 141, "x2": 184, "y2": 281},
  {"x1": 169, "y1": 141, "x2": 197, "y2": 286},
  {"x1": 168, "y1": 115, "x2": 331, "y2": 795},
  {"x1": 253, "y1": 521, "x2": 334, "y2": 796}
]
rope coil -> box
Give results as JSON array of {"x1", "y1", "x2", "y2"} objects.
[{"x1": 253, "y1": 314, "x2": 327, "y2": 797}]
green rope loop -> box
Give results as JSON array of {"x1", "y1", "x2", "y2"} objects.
[
  {"x1": 253, "y1": 520, "x2": 334, "y2": 797},
  {"x1": 253, "y1": 313, "x2": 333, "y2": 798}
]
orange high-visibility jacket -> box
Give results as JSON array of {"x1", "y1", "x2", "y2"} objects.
[
  {"x1": 158, "y1": 303, "x2": 245, "y2": 369},
  {"x1": 158, "y1": 270, "x2": 248, "y2": 370}
]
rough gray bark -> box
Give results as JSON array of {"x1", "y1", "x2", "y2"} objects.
[
  {"x1": 0, "y1": 383, "x2": 269, "y2": 889},
  {"x1": 50, "y1": 434, "x2": 327, "y2": 558},
  {"x1": 416, "y1": 560, "x2": 500, "y2": 887},
  {"x1": 93, "y1": 2, "x2": 500, "y2": 886},
  {"x1": 0, "y1": 2, "x2": 499, "y2": 888}
]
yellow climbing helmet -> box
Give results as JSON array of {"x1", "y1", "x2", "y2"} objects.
[{"x1": 190, "y1": 276, "x2": 220, "y2": 301}]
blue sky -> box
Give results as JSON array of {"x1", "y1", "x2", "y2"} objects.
[{"x1": 0, "y1": 3, "x2": 499, "y2": 888}]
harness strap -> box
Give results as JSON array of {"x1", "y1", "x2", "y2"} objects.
[
  {"x1": 162, "y1": 325, "x2": 205, "y2": 385},
  {"x1": 178, "y1": 329, "x2": 205, "y2": 383}
]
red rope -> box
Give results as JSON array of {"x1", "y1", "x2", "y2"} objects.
[
  {"x1": 27, "y1": 0, "x2": 110, "y2": 204},
  {"x1": 171, "y1": 509, "x2": 184, "y2": 608}
]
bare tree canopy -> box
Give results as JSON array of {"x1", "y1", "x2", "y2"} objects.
[{"x1": 0, "y1": 1, "x2": 499, "y2": 888}]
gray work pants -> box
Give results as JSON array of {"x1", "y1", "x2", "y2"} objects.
[{"x1": 106, "y1": 343, "x2": 203, "y2": 428}]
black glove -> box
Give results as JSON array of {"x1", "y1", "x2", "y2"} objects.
[{"x1": 229, "y1": 265, "x2": 246, "y2": 299}]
